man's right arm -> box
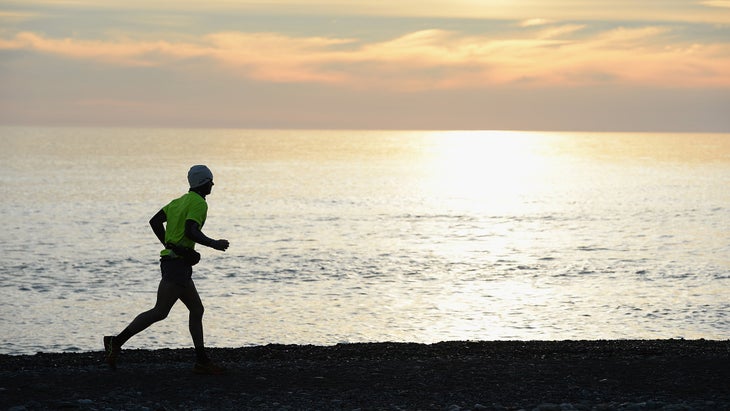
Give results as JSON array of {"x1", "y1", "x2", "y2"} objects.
[
  {"x1": 185, "y1": 219, "x2": 229, "y2": 251},
  {"x1": 149, "y1": 209, "x2": 167, "y2": 246}
]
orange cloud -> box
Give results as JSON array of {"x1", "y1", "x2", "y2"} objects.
[
  {"x1": 2, "y1": 26, "x2": 729, "y2": 90},
  {"x1": 701, "y1": 1, "x2": 730, "y2": 7},
  {"x1": 520, "y1": 18, "x2": 553, "y2": 27},
  {"x1": 203, "y1": 32, "x2": 356, "y2": 83},
  {"x1": 1, "y1": 31, "x2": 207, "y2": 66}
]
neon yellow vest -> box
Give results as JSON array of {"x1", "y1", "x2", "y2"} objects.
[{"x1": 160, "y1": 191, "x2": 207, "y2": 257}]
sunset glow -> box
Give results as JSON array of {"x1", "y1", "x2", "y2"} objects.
[{"x1": 0, "y1": 0, "x2": 728, "y2": 130}]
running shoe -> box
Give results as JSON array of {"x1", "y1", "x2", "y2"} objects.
[
  {"x1": 103, "y1": 336, "x2": 120, "y2": 369},
  {"x1": 193, "y1": 360, "x2": 227, "y2": 375}
]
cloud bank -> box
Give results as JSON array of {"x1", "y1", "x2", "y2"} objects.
[
  {"x1": 2, "y1": 24, "x2": 728, "y2": 91},
  {"x1": 1, "y1": 0, "x2": 728, "y2": 130}
]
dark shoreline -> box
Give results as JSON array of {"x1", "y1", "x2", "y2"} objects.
[{"x1": 2, "y1": 340, "x2": 729, "y2": 411}]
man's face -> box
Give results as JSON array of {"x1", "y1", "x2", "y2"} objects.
[{"x1": 202, "y1": 181, "x2": 214, "y2": 196}]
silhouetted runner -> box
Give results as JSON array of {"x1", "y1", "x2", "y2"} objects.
[{"x1": 103, "y1": 165, "x2": 230, "y2": 374}]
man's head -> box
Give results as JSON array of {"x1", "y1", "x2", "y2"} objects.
[{"x1": 188, "y1": 165, "x2": 214, "y2": 194}]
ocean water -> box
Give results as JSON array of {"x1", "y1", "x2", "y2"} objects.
[{"x1": 1, "y1": 127, "x2": 728, "y2": 355}]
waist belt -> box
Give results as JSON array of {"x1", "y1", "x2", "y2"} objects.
[{"x1": 165, "y1": 243, "x2": 201, "y2": 266}]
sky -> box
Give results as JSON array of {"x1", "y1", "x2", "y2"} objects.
[{"x1": 0, "y1": 0, "x2": 729, "y2": 131}]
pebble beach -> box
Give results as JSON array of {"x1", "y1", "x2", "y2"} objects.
[{"x1": 1, "y1": 340, "x2": 728, "y2": 411}]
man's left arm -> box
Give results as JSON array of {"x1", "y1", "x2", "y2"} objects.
[{"x1": 149, "y1": 209, "x2": 167, "y2": 246}]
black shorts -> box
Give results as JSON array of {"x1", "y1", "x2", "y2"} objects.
[{"x1": 160, "y1": 257, "x2": 193, "y2": 286}]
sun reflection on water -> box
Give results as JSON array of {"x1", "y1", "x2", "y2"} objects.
[{"x1": 418, "y1": 130, "x2": 553, "y2": 213}]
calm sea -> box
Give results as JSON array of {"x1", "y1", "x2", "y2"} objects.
[{"x1": 1, "y1": 127, "x2": 728, "y2": 355}]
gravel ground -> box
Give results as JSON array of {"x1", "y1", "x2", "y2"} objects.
[{"x1": 1, "y1": 340, "x2": 729, "y2": 411}]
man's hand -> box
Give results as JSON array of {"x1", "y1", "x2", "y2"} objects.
[{"x1": 212, "y1": 239, "x2": 230, "y2": 251}]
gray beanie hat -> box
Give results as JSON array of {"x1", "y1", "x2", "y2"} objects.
[{"x1": 188, "y1": 165, "x2": 213, "y2": 188}]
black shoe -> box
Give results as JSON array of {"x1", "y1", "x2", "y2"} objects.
[{"x1": 103, "y1": 336, "x2": 120, "y2": 369}]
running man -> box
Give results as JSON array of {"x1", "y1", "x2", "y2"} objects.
[{"x1": 104, "y1": 165, "x2": 230, "y2": 374}]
